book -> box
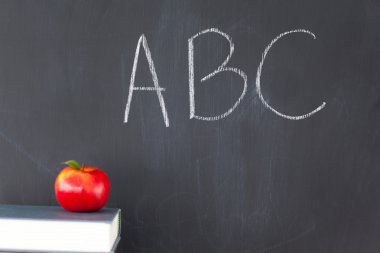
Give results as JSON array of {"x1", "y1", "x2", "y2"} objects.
[{"x1": 0, "y1": 204, "x2": 121, "y2": 253}]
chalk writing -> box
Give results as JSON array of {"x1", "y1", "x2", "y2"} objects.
[
  {"x1": 124, "y1": 28, "x2": 326, "y2": 126},
  {"x1": 124, "y1": 34, "x2": 170, "y2": 127},
  {"x1": 188, "y1": 28, "x2": 248, "y2": 120},
  {"x1": 256, "y1": 29, "x2": 326, "y2": 120}
]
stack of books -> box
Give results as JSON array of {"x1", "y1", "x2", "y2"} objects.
[{"x1": 0, "y1": 204, "x2": 121, "y2": 252}]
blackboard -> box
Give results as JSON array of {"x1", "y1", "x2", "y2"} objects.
[{"x1": 0, "y1": 0, "x2": 380, "y2": 252}]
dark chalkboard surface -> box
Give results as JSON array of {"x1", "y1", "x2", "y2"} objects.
[{"x1": 0, "y1": 0, "x2": 380, "y2": 252}]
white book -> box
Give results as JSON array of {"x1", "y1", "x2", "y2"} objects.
[{"x1": 0, "y1": 205, "x2": 121, "y2": 253}]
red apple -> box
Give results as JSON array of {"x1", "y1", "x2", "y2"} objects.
[{"x1": 55, "y1": 160, "x2": 110, "y2": 212}]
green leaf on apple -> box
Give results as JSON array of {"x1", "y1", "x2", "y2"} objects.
[{"x1": 63, "y1": 160, "x2": 82, "y2": 171}]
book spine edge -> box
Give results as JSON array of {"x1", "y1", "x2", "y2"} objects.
[{"x1": 118, "y1": 209, "x2": 121, "y2": 237}]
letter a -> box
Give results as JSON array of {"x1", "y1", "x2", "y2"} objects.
[{"x1": 124, "y1": 34, "x2": 169, "y2": 127}]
